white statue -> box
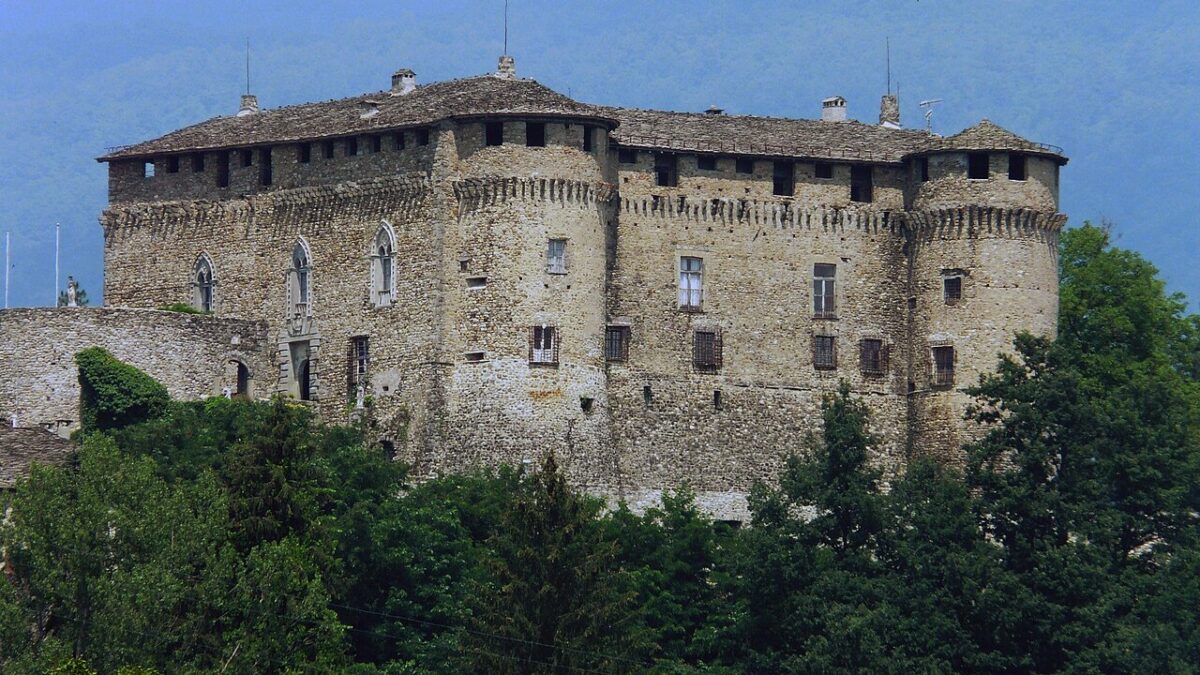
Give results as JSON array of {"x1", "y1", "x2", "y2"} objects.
[{"x1": 66, "y1": 276, "x2": 78, "y2": 307}]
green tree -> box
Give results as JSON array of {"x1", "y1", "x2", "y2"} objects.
[
  {"x1": 74, "y1": 347, "x2": 169, "y2": 433},
  {"x1": 462, "y1": 454, "x2": 649, "y2": 674}
]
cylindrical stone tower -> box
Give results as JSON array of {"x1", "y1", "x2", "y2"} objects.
[{"x1": 904, "y1": 120, "x2": 1068, "y2": 459}]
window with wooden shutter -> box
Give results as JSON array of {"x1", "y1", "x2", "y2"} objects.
[
  {"x1": 693, "y1": 330, "x2": 722, "y2": 372},
  {"x1": 932, "y1": 346, "x2": 955, "y2": 387},
  {"x1": 530, "y1": 325, "x2": 559, "y2": 366},
  {"x1": 813, "y1": 335, "x2": 837, "y2": 370}
]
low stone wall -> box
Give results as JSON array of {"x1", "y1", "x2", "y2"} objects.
[{"x1": 0, "y1": 308, "x2": 270, "y2": 436}]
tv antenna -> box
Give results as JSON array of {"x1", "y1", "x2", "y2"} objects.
[{"x1": 919, "y1": 99, "x2": 942, "y2": 134}]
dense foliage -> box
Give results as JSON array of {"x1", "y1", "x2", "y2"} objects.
[
  {"x1": 74, "y1": 347, "x2": 169, "y2": 432},
  {"x1": 2, "y1": 223, "x2": 1197, "y2": 673}
]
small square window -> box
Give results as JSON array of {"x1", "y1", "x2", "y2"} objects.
[
  {"x1": 693, "y1": 330, "x2": 722, "y2": 372},
  {"x1": 944, "y1": 276, "x2": 962, "y2": 303},
  {"x1": 735, "y1": 158, "x2": 754, "y2": 174},
  {"x1": 860, "y1": 339, "x2": 886, "y2": 375},
  {"x1": 605, "y1": 326, "x2": 630, "y2": 362},
  {"x1": 298, "y1": 143, "x2": 311, "y2": 164},
  {"x1": 191, "y1": 153, "x2": 205, "y2": 172},
  {"x1": 143, "y1": 161, "x2": 155, "y2": 178},
  {"x1": 416, "y1": 128, "x2": 430, "y2": 146},
  {"x1": 166, "y1": 156, "x2": 180, "y2": 173},
  {"x1": 813, "y1": 335, "x2": 837, "y2": 370},
  {"x1": 394, "y1": 132, "x2": 406, "y2": 150},
  {"x1": 932, "y1": 346, "x2": 955, "y2": 387},
  {"x1": 485, "y1": 121, "x2": 504, "y2": 146},
  {"x1": 240, "y1": 149, "x2": 253, "y2": 167},
  {"x1": 370, "y1": 135, "x2": 382, "y2": 153},
  {"x1": 618, "y1": 149, "x2": 637, "y2": 164},
  {"x1": 547, "y1": 238, "x2": 567, "y2": 274},
  {"x1": 526, "y1": 122, "x2": 546, "y2": 147},
  {"x1": 815, "y1": 162, "x2": 834, "y2": 179},
  {"x1": 582, "y1": 126, "x2": 594, "y2": 152},
  {"x1": 697, "y1": 156, "x2": 717, "y2": 171},
  {"x1": 918, "y1": 157, "x2": 929, "y2": 182},
  {"x1": 773, "y1": 161, "x2": 794, "y2": 196},
  {"x1": 968, "y1": 152, "x2": 989, "y2": 179},
  {"x1": 1008, "y1": 153, "x2": 1026, "y2": 181},
  {"x1": 322, "y1": 140, "x2": 335, "y2": 159},
  {"x1": 530, "y1": 325, "x2": 558, "y2": 365},
  {"x1": 346, "y1": 137, "x2": 359, "y2": 157},
  {"x1": 850, "y1": 165, "x2": 873, "y2": 202},
  {"x1": 655, "y1": 154, "x2": 678, "y2": 187}
]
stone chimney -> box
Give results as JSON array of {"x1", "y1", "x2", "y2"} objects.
[
  {"x1": 879, "y1": 94, "x2": 900, "y2": 128},
  {"x1": 237, "y1": 94, "x2": 259, "y2": 117},
  {"x1": 391, "y1": 68, "x2": 416, "y2": 95},
  {"x1": 495, "y1": 55, "x2": 517, "y2": 79},
  {"x1": 821, "y1": 96, "x2": 847, "y2": 122}
]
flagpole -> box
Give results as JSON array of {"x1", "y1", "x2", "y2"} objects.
[
  {"x1": 54, "y1": 223, "x2": 60, "y2": 307},
  {"x1": 4, "y1": 231, "x2": 9, "y2": 309}
]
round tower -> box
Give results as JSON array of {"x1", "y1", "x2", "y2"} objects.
[
  {"x1": 904, "y1": 120, "x2": 1068, "y2": 459},
  {"x1": 425, "y1": 69, "x2": 619, "y2": 486}
]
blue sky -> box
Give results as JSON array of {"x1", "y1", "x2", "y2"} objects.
[{"x1": 1, "y1": 0, "x2": 1197, "y2": 308}]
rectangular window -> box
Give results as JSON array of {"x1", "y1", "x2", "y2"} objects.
[
  {"x1": 815, "y1": 162, "x2": 834, "y2": 179},
  {"x1": 1008, "y1": 153, "x2": 1026, "y2": 181},
  {"x1": 582, "y1": 125, "x2": 593, "y2": 152},
  {"x1": 932, "y1": 346, "x2": 955, "y2": 386},
  {"x1": 773, "y1": 161, "x2": 794, "y2": 196},
  {"x1": 349, "y1": 336, "x2": 369, "y2": 405},
  {"x1": 216, "y1": 151, "x2": 230, "y2": 187},
  {"x1": 735, "y1": 158, "x2": 754, "y2": 174},
  {"x1": 605, "y1": 326, "x2": 630, "y2": 362},
  {"x1": 322, "y1": 140, "x2": 335, "y2": 159},
  {"x1": 860, "y1": 338, "x2": 886, "y2": 375},
  {"x1": 526, "y1": 122, "x2": 546, "y2": 147},
  {"x1": 693, "y1": 330, "x2": 722, "y2": 372},
  {"x1": 166, "y1": 156, "x2": 179, "y2": 173},
  {"x1": 618, "y1": 149, "x2": 637, "y2": 164},
  {"x1": 394, "y1": 132, "x2": 406, "y2": 150},
  {"x1": 485, "y1": 121, "x2": 504, "y2": 146},
  {"x1": 192, "y1": 153, "x2": 205, "y2": 173},
  {"x1": 370, "y1": 135, "x2": 382, "y2": 153},
  {"x1": 547, "y1": 238, "x2": 567, "y2": 274},
  {"x1": 850, "y1": 165, "x2": 873, "y2": 202},
  {"x1": 697, "y1": 155, "x2": 717, "y2": 171},
  {"x1": 298, "y1": 143, "x2": 311, "y2": 163},
  {"x1": 416, "y1": 128, "x2": 430, "y2": 146},
  {"x1": 813, "y1": 335, "x2": 837, "y2": 370},
  {"x1": 655, "y1": 154, "x2": 678, "y2": 187},
  {"x1": 918, "y1": 157, "x2": 929, "y2": 182},
  {"x1": 346, "y1": 137, "x2": 359, "y2": 157},
  {"x1": 813, "y1": 263, "x2": 836, "y2": 318},
  {"x1": 144, "y1": 161, "x2": 155, "y2": 178},
  {"x1": 678, "y1": 256, "x2": 703, "y2": 311},
  {"x1": 259, "y1": 147, "x2": 272, "y2": 186},
  {"x1": 944, "y1": 275, "x2": 962, "y2": 303},
  {"x1": 968, "y1": 152, "x2": 989, "y2": 179},
  {"x1": 529, "y1": 325, "x2": 558, "y2": 365},
  {"x1": 240, "y1": 149, "x2": 253, "y2": 167}
]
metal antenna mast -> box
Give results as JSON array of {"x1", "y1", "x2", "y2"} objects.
[
  {"x1": 920, "y1": 99, "x2": 943, "y2": 134},
  {"x1": 54, "y1": 223, "x2": 60, "y2": 306},
  {"x1": 246, "y1": 38, "x2": 251, "y2": 95},
  {"x1": 504, "y1": 0, "x2": 509, "y2": 54},
  {"x1": 4, "y1": 231, "x2": 10, "y2": 309},
  {"x1": 886, "y1": 37, "x2": 891, "y2": 95}
]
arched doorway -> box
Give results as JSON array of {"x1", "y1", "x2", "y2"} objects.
[{"x1": 298, "y1": 359, "x2": 311, "y2": 401}]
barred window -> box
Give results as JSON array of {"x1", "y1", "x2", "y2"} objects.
[
  {"x1": 349, "y1": 336, "x2": 369, "y2": 407},
  {"x1": 693, "y1": 330, "x2": 722, "y2": 372},
  {"x1": 547, "y1": 239, "x2": 567, "y2": 274},
  {"x1": 529, "y1": 325, "x2": 559, "y2": 365},
  {"x1": 943, "y1": 275, "x2": 962, "y2": 303},
  {"x1": 813, "y1": 263, "x2": 836, "y2": 318},
  {"x1": 932, "y1": 346, "x2": 955, "y2": 387},
  {"x1": 859, "y1": 338, "x2": 887, "y2": 375},
  {"x1": 813, "y1": 335, "x2": 837, "y2": 370},
  {"x1": 605, "y1": 326, "x2": 630, "y2": 362},
  {"x1": 679, "y1": 257, "x2": 703, "y2": 311}
]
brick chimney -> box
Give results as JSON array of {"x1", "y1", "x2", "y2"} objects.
[
  {"x1": 495, "y1": 55, "x2": 516, "y2": 79},
  {"x1": 391, "y1": 68, "x2": 416, "y2": 95},
  {"x1": 821, "y1": 96, "x2": 847, "y2": 122},
  {"x1": 237, "y1": 94, "x2": 259, "y2": 117},
  {"x1": 879, "y1": 94, "x2": 900, "y2": 128}
]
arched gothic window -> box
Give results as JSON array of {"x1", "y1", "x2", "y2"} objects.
[
  {"x1": 193, "y1": 254, "x2": 215, "y2": 312},
  {"x1": 371, "y1": 222, "x2": 396, "y2": 307},
  {"x1": 290, "y1": 240, "x2": 312, "y2": 316}
]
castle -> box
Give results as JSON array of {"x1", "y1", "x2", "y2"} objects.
[{"x1": 1, "y1": 56, "x2": 1067, "y2": 518}]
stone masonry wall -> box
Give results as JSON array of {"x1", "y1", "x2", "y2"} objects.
[{"x1": 0, "y1": 308, "x2": 270, "y2": 436}]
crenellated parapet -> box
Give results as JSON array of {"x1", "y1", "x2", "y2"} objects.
[
  {"x1": 452, "y1": 176, "x2": 615, "y2": 215},
  {"x1": 101, "y1": 173, "x2": 433, "y2": 236},
  {"x1": 903, "y1": 206, "x2": 1066, "y2": 243},
  {"x1": 619, "y1": 193, "x2": 905, "y2": 235}
]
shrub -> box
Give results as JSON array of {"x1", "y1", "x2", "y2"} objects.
[
  {"x1": 157, "y1": 302, "x2": 205, "y2": 314},
  {"x1": 75, "y1": 347, "x2": 169, "y2": 432}
]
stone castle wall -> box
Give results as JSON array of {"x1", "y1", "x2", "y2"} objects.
[{"x1": 0, "y1": 308, "x2": 270, "y2": 436}]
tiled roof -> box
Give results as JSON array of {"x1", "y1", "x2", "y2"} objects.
[
  {"x1": 606, "y1": 107, "x2": 932, "y2": 164},
  {"x1": 0, "y1": 426, "x2": 73, "y2": 489},
  {"x1": 99, "y1": 75, "x2": 618, "y2": 161},
  {"x1": 916, "y1": 119, "x2": 1067, "y2": 164}
]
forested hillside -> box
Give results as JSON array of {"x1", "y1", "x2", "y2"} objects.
[{"x1": 2, "y1": 223, "x2": 1197, "y2": 673}]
